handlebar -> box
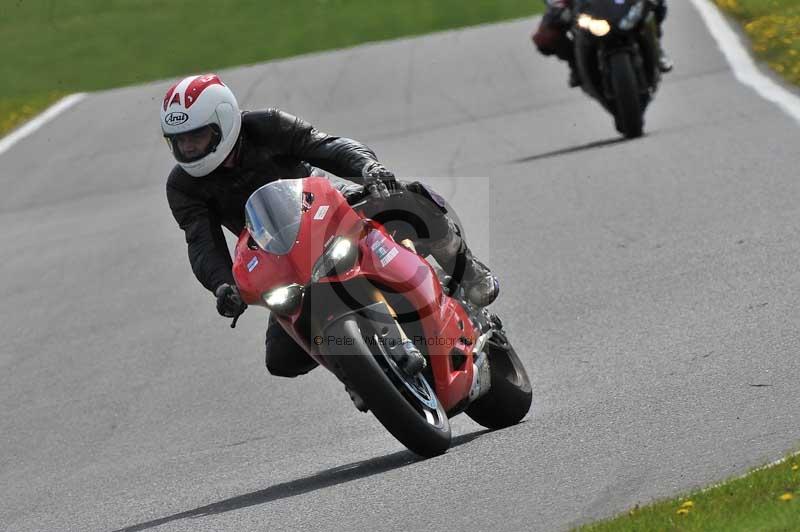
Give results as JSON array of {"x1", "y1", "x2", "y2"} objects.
[{"x1": 346, "y1": 178, "x2": 406, "y2": 206}]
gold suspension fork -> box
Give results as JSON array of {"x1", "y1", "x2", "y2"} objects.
[{"x1": 371, "y1": 287, "x2": 413, "y2": 344}]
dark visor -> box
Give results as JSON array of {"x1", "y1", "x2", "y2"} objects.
[{"x1": 164, "y1": 124, "x2": 221, "y2": 163}]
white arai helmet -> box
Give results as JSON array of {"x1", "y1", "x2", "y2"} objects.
[{"x1": 160, "y1": 74, "x2": 242, "y2": 177}]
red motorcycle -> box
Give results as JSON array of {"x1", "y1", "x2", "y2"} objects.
[{"x1": 232, "y1": 177, "x2": 532, "y2": 457}]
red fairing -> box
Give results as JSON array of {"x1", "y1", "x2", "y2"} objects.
[
  {"x1": 232, "y1": 177, "x2": 478, "y2": 413},
  {"x1": 234, "y1": 177, "x2": 362, "y2": 303},
  {"x1": 162, "y1": 82, "x2": 179, "y2": 111},
  {"x1": 356, "y1": 223, "x2": 476, "y2": 409},
  {"x1": 233, "y1": 178, "x2": 363, "y2": 355},
  {"x1": 184, "y1": 74, "x2": 224, "y2": 109}
]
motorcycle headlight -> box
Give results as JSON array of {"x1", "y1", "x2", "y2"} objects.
[
  {"x1": 619, "y1": 0, "x2": 646, "y2": 31},
  {"x1": 577, "y1": 14, "x2": 611, "y2": 37},
  {"x1": 311, "y1": 236, "x2": 359, "y2": 283},
  {"x1": 262, "y1": 284, "x2": 304, "y2": 315}
]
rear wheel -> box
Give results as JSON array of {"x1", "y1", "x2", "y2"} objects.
[
  {"x1": 466, "y1": 330, "x2": 532, "y2": 429},
  {"x1": 609, "y1": 52, "x2": 644, "y2": 139},
  {"x1": 325, "y1": 316, "x2": 451, "y2": 457}
]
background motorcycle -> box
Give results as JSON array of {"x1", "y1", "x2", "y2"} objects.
[
  {"x1": 571, "y1": 0, "x2": 662, "y2": 138},
  {"x1": 232, "y1": 178, "x2": 532, "y2": 457}
]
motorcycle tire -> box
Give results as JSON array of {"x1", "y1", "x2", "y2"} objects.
[
  {"x1": 609, "y1": 52, "x2": 644, "y2": 139},
  {"x1": 466, "y1": 329, "x2": 532, "y2": 430},
  {"x1": 323, "y1": 315, "x2": 452, "y2": 457}
]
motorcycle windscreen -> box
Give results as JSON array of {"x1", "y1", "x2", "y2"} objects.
[{"x1": 245, "y1": 180, "x2": 303, "y2": 256}]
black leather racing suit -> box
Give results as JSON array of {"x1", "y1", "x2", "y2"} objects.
[{"x1": 167, "y1": 109, "x2": 455, "y2": 377}]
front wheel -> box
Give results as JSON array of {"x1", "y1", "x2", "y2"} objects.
[
  {"x1": 323, "y1": 315, "x2": 451, "y2": 457},
  {"x1": 466, "y1": 329, "x2": 532, "y2": 429},
  {"x1": 609, "y1": 52, "x2": 644, "y2": 139}
]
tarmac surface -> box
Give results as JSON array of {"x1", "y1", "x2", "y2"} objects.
[{"x1": 2, "y1": 2, "x2": 800, "y2": 530}]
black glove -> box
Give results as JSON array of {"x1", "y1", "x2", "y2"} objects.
[
  {"x1": 336, "y1": 182, "x2": 367, "y2": 204},
  {"x1": 362, "y1": 161, "x2": 395, "y2": 180},
  {"x1": 361, "y1": 161, "x2": 398, "y2": 199},
  {"x1": 215, "y1": 283, "x2": 247, "y2": 318}
]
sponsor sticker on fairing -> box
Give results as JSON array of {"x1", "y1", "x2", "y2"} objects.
[
  {"x1": 371, "y1": 237, "x2": 398, "y2": 267},
  {"x1": 380, "y1": 247, "x2": 399, "y2": 267},
  {"x1": 247, "y1": 256, "x2": 259, "y2": 272},
  {"x1": 313, "y1": 205, "x2": 329, "y2": 220}
]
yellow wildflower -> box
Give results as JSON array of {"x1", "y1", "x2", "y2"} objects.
[{"x1": 779, "y1": 493, "x2": 794, "y2": 502}]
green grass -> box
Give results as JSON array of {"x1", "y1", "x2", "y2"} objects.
[
  {"x1": 0, "y1": 92, "x2": 66, "y2": 135},
  {"x1": 0, "y1": 0, "x2": 543, "y2": 136},
  {"x1": 715, "y1": 0, "x2": 800, "y2": 85},
  {"x1": 575, "y1": 454, "x2": 800, "y2": 531}
]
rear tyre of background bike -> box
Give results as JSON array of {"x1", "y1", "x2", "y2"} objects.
[
  {"x1": 466, "y1": 331, "x2": 532, "y2": 430},
  {"x1": 609, "y1": 52, "x2": 644, "y2": 139},
  {"x1": 323, "y1": 316, "x2": 451, "y2": 457}
]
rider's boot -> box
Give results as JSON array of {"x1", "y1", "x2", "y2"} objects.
[
  {"x1": 658, "y1": 48, "x2": 674, "y2": 73},
  {"x1": 428, "y1": 219, "x2": 500, "y2": 308},
  {"x1": 656, "y1": 22, "x2": 673, "y2": 73}
]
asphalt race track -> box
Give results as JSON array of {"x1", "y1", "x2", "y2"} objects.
[{"x1": 2, "y1": 2, "x2": 800, "y2": 531}]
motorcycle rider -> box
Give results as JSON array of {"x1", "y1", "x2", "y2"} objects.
[
  {"x1": 162, "y1": 74, "x2": 499, "y2": 378},
  {"x1": 532, "y1": 0, "x2": 673, "y2": 88}
]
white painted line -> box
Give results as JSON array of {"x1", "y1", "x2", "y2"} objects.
[
  {"x1": 688, "y1": 0, "x2": 800, "y2": 126},
  {"x1": 0, "y1": 93, "x2": 87, "y2": 157},
  {"x1": 699, "y1": 450, "x2": 800, "y2": 494}
]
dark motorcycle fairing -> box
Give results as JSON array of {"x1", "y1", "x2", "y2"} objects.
[
  {"x1": 575, "y1": 0, "x2": 639, "y2": 24},
  {"x1": 572, "y1": 1, "x2": 661, "y2": 117}
]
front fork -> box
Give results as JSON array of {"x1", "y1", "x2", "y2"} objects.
[{"x1": 469, "y1": 333, "x2": 492, "y2": 402}]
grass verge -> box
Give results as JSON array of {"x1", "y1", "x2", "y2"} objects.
[
  {"x1": 0, "y1": 92, "x2": 67, "y2": 137},
  {"x1": 0, "y1": 0, "x2": 543, "y2": 137},
  {"x1": 715, "y1": 0, "x2": 800, "y2": 86},
  {"x1": 575, "y1": 453, "x2": 800, "y2": 531}
]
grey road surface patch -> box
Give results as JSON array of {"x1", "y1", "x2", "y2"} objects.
[{"x1": 1, "y1": 4, "x2": 800, "y2": 532}]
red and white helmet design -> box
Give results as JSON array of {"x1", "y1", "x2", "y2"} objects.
[{"x1": 160, "y1": 74, "x2": 242, "y2": 177}]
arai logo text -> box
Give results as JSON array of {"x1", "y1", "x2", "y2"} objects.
[{"x1": 164, "y1": 112, "x2": 189, "y2": 126}]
